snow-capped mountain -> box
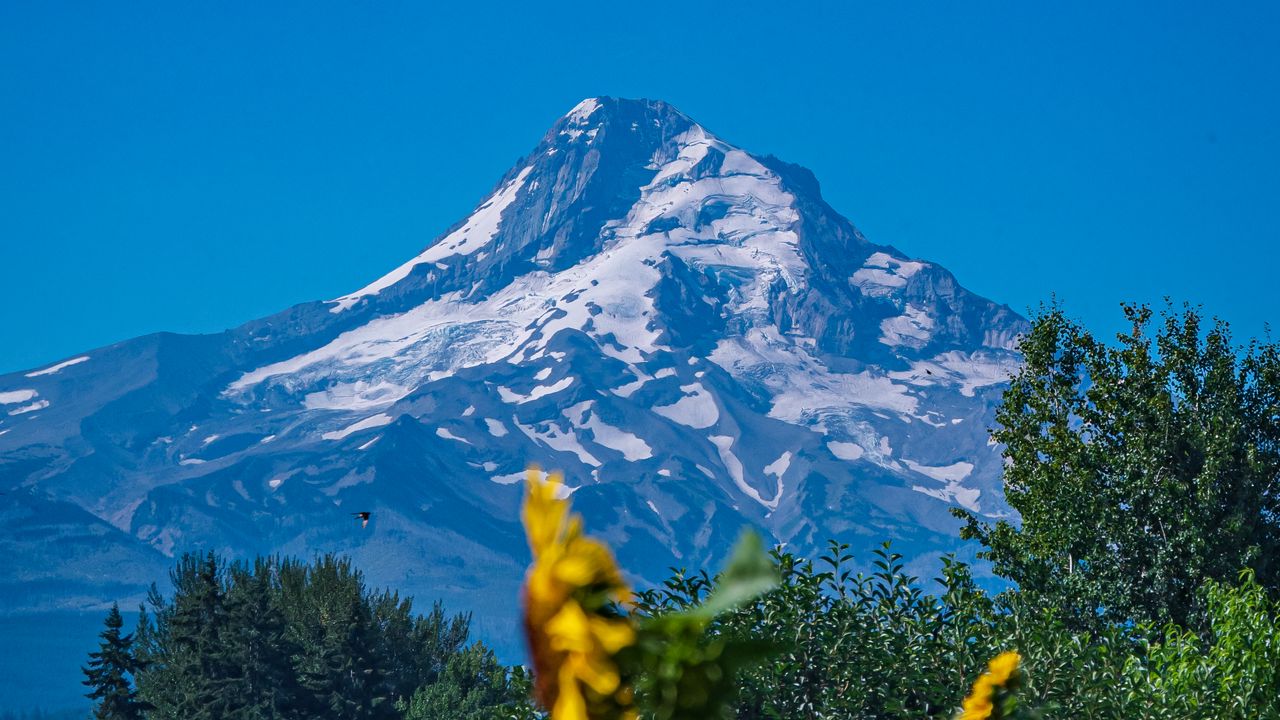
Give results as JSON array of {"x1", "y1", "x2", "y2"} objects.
[{"x1": 0, "y1": 97, "x2": 1024, "y2": 643}]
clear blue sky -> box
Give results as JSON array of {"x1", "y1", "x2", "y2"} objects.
[{"x1": 2, "y1": 2, "x2": 1277, "y2": 374}]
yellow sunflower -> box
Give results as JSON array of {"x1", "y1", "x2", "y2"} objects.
[
  {"x1": 959, "y1": 651, "x2": 1022, "y2": 720},
  {"x1": 522, "y1": 468, "x2": 637, "y2": 720}
]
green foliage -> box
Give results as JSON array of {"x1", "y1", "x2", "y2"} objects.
[
  {"x1": 280, "y1": 556, "x2": 396, "y2": 719},
  {"x1": 625, "y1": 531, "x2": 781, "y2": 720},
  {"x1": 635, "y1": 542, "x2": 1012, "y2": 719},
  {"x1": 89, "y1": 542, "x2": 1280, "y2": 720},
  {"x1": 1134, "y1": 570, "x2": 1280, "y2": 719},
  {"x1": 636, "y1": 543, "x2": 1280, "y2": 719},
  {"x1": 82, "y1": 603, "x2": 148, "y2": 720},
  {"x1": 956, "y1": 302, "x2": 1280, "y2": 629},
  {"x1": 399, "y1": 646, "x2": 535, "y2": 720},
  {"x1": 124, "y1": 552, "x2": 530, "y2": 720},
  {"x1": 220, "y1": 559, "x2": 299, "y2": 718}
]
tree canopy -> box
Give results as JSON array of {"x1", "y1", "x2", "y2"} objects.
[{"x1": 957, "y1": 302, "x2": 1280, "y2": 628}]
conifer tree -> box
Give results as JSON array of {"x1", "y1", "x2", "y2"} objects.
[
  {"x1": 282, "y1": 555, "x2": 396, "y2": 719},
  {"x1": 82, "y1": 603, "x2": 147, "y2": 720},
  {"x1": 220, "y1": 558, "x2": 300, "y2": 719},
  {"x1": 122, "y1": 550, "x2": 530, "y2": 719},
  {"x1": 144, "y1": 552, "x2": 231, "y2": 719},
  {"x1": 400, "y1": 645, "x2": 527, "y2": 720}
]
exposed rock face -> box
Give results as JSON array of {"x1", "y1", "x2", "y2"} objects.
[{"x1": 0, "y1": 97, "x2": 1025, "y2": 647}]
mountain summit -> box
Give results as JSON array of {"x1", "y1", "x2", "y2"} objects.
[{"x1": 0, "y1": 97, "x2": 1025, "y2": 640}]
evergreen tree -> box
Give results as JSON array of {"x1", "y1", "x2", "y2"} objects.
[
  {"x1": 407, "y1": 602, "x2": 473, "y2": 692},
  {"x1": 220, "y1": 558, "x2": 300, "y2": 719},
  {"x1": 282, "y1": 555, "x2": 396, "y2": 720},
  {"x1": 82, "y1": 603, "x2": 147, "y2": 720},
  {"x1": 367, "y1": 588, "x2": 421, "y2": 704},
  {"x1": 132, "y1": 586, "x2": 173, "y2": 716},
  {"x1": 400, "y1": 645, "x2": 529, "y2": 720},
  {"x1": 143, "y1": 552, "x2": 231, "y2": 719},
  {"x1": 120, "y1": 550, "x2": 529, "y2": 719}
]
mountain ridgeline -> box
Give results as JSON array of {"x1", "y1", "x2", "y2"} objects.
[{"x1": 0, "y1": 97, "x2": 1026, "y2": 645}]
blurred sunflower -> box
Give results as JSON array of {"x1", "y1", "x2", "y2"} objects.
[
  {"x1": 960, "y1": 651, "x2": 1022, "y2": 720},
  {"x1": 522, "y1": 468, "x2": 637, "y2": 720}
]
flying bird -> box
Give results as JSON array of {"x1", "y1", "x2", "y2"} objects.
[{"x1": 352, "y1": 511, "x2": 371, "y2": 529}]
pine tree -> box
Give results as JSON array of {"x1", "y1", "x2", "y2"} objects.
[
  {"x1": 82, "y1": 603, "x2": 147, "y2": 720},
  {"x1": 407, "y1": 601, "x2": 472, "y2": 692},
  {"x1": 123, "y1": 550, "x2": 526, "y2": 719},
  {"x1": 400, "y1": 645, "x2": 528, "y2": 720},
  {"x1": 284, "y1": 555, "x2": 396, "y2": 720},
  {"x1": 220, "y1": 558, "x2": 300, "y2": 719},
  {"x1": 143, "y1": 552, "x2": 231, "y2": 719}
]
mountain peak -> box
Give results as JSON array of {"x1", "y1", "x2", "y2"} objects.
[
  {"x1": 559, "y1": 96, "x2": 695, "y2": 126},
  {"x1": 0, "y1": 100, "x2": 1027, "y2": 657},
  {"x1": 543, "y1": 96, "x2": 702, "y2": 150}
]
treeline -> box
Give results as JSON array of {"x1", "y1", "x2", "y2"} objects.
[
  {"x1": 86, "y1": 543, "x2": 1280, "y2": 719},
  {"x1": 83, "y1": 554, "x2": 532, "y2": 720},
  {"x1": 633, "y1": 543, "x2": 1280, "y2": 719}
]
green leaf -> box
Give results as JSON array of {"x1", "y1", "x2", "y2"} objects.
[{"x1": 695, "y1": 531, "x2": 780, "y2": 619}]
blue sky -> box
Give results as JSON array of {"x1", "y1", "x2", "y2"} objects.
[{"x1": 1, "y1": 2, "x2": 1277, "y2": 373}]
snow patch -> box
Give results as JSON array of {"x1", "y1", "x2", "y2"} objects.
[
  {"x1": 710, "y1": 435, "x2": 779, "y2": 510},
  {"x1": 25, "y1": 356, "x2": 89, "y2": 377},
  {"x1": 436, "y1": 428, "x2": 471, "y2": 445},
  {"x1": 764, "y1": 451, "x2": 792, "y2": 479},
  {"x1": 890, "y1": 352, "x2": 1019, "y2": 397},
  {"x1": 484, "y1": 418, "x2": 509, "y2": 437},
  {"x1": 516, "y1": 419, "x2": 601, "y2": 467},
  {"x1": 611, "y1": 370, "x2": 653, "y2": 398},
  {"x1": 491, "y1": 471, "x2": 525, "y2": 485},
  {"x1": 304, "y1": 381, "x2": 409, "y2": 411},
  {"x1": 491, "y1": 468, "x2": 575, "y2": 497},
  {"x1": 322, "y1": 413, "x2": 394, "y2": 440},
  {"x1": 565, "y1": 401, "x2": 652, "y2": 461},
  {"x1": 828, "y1": 442, "x2": 865, "y2": 460},
  {"x1": 711, "y1": 328, "x2": 918, "y2": 427},
  {"x1": 903, "y1": 459, "x2": 974, "y2": 483},
  {"x1": 851, "y1": 252, "x2": 925, "y2": 298},
  {"x1": 652, "y1": 383, "x2": 719, "y2": 429},
  {"x1": 879, "y1": 305, "x2": 935, "y2": 348},
  {"x1": 566, "y1": 97, "x2": 601, "y2": 124},
  {"x1": 904, "y1": 460, "x2": 980, "y2": 511},
  {"x1": 912, "y1": 484, "x2": 981, "y2": 512},
  {"x1": 0, "y1": 390, "x2": 37, "y2": 405},
  {"x1": 499, "y1": 376, "x2": 575, "y2": 404},
  {"x1": 8, "y1": 400, "x2": 49, "y2": 416}
]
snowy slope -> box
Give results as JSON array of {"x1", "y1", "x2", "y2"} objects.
[{"x1": 0, "y1": 97, "x2": 1025, "y2": 648}]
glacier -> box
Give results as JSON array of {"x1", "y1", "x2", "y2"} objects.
[{"x1": 0, "y1": 97, "x2": 1026, "y2": 658}]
